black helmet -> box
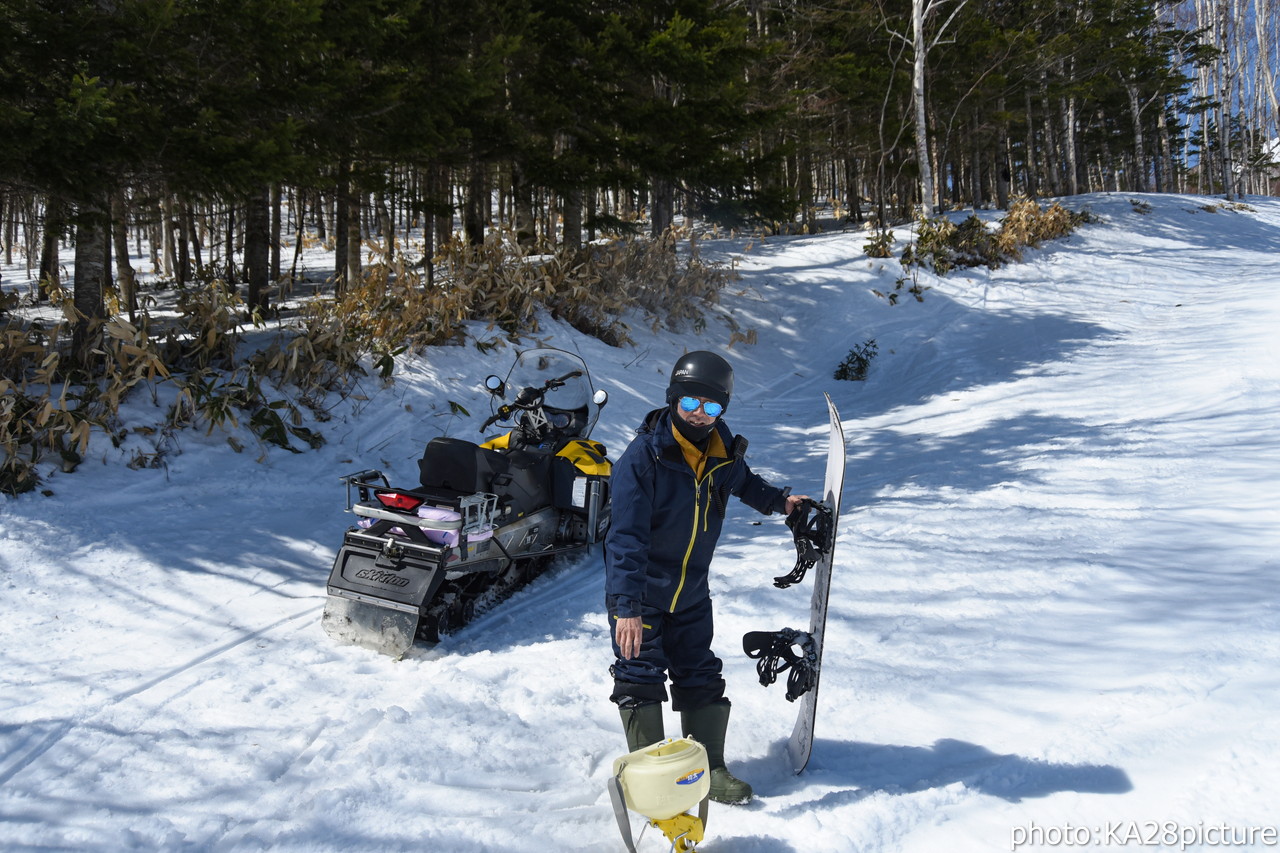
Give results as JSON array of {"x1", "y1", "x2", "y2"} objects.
[{"x1": 666, "y1": 351, "x2": 733, "y2": 408}]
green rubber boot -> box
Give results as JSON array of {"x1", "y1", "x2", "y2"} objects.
[
  {"x1": 619, "y1": 701, "x2": 666, "y2": 752},
  {"x1": 681, "y1": 700, "x2": 753, "y2": 804}
]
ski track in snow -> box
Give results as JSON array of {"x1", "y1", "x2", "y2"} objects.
[
  {"x1": 2, "y1": 193, "x2": 1279, "y2": 851},
  {"x1": 0, "y1": 605, "x2": 318, "y2": 788}
]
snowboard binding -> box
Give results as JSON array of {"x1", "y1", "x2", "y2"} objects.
[
  {"x1": 742, "y1": 628, "x2": 817, "y2": 702},
  {"x1": 773, "y1": 498, "x2": 833, "y2": 589}
]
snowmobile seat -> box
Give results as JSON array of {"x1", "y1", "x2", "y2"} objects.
[{"x1": 418, "y1": 437, "x2": 510, "y2": 494}]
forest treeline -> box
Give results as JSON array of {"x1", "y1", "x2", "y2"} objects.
[
  {"x1": 2, "y1": 0, "x2": 1277, "y2": 312},
  {"x1": 1, "y1": 0, "x2": 1278, "y2": 493}
]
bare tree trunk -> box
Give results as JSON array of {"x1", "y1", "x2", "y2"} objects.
[
  {"x1": 1097, "y1": 111, "x2": 1118, "y2": 191},
  {"x1": 72, "y1": 199, "x2": 109, "y2": 368},
  {"x1": 0, "y1": 193, "x2": 8, "y2": 268},
  {"x1": 335, "y1": 163, "x2": 350, "y2": 293},
  {"x1": 586, "y1": 188, "x2": 598, "y2": 241},
  {"x1": 797, "y1": 147, "x2": 814, "y2": 229},
  {"x1": 38, "y1": 196, "x2": 63, "y2": 302},
  {"x1": 1064, "y1": 96, "x2": 1080, "y2": 196},
  {"x1": 1217, "y1": 0, "x2": 1233, "y2": 198},
  {"x1": 1230, "y1": 0, "x2": 1250, "y2": 192},
  {"x1": 1156, "y1": 105, "x2": 1172, "y2": 193},
  {"x1": 562, "y1": 188, "x2": 583, "y2": 251},
  {"x1": 996, "y1": 102, "x2": 1011, "y2": 208},
  {"x1": 435, "y1": 165, "x2": 454, "y2": 253},
  {"x1": 178, "y1": 202, "x2": 197, "y2": 286},
  {"x1": 1040, "y1": 76, "x2": 1060, "y2": 196},
  {"x1": 377, "y1": 190, "x2": 394, "y2": 266},
  {"x1": 1125, "y1": 82, "x2": 1149, "y2": 193},
  {"x1": 160, "y1": 193, "x2": 176, "y2": 277},
  {"x1": 245, "y1": 184, "x2": 271, "y2": 314},
  {"x1": 464, "y1": 159, "x2": 486, "y2": 246},
  {"x1": 912, "y1": 0, "x2": 934, "y2": 216},
  {"x1": 223, "y1": 206, "x2": 237, "y2": 283},
  {"x1": 650, "y1": 176, "x2": 673, "y2": 238},
  {"x1": 1024, "y1": 90, "x2": 1037, "y2": 196},
  {"x1": 346, "y1": 187, "x2": 362, "y2": 287},
  {"x1": 1256, "y1": 0, "x2": 1279, "y2": 180},
  {"x1": 512, "y1": 162, "x2": 536, "y2": 250},
  {"x1": 969, "y1": 115, "x2": 983, "y2": 207},
  {"x1": 110, "y1": 191, "x2": 136, "y2": 323},
  {"x1": 270, "y1": 183, "x2": 282, "y2": 283},
  {"x1": 845, "y1": 153, "x2": 864, "y2": 222},
  {"x1": 420, "y1": 162, "x2": 446, "y2": 289},
  {"x1": 313, "y1": 189, "x2": 328, "y2": 242}
]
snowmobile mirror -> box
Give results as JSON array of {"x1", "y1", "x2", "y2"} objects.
[
  {"x1": 593, "y1": 389, "x2": 608, "y2": 408},
  {"x1": 484, "y1": 375, "x2": 504, "y2": 396}
]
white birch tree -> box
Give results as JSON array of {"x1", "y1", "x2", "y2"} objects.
[{"x1": 909, "y1": 0, "x2": 969, "y2": 217}]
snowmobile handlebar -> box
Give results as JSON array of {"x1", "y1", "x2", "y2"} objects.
[{"x1": 479, "y1": 370, "x2": 585, "y2": 432}]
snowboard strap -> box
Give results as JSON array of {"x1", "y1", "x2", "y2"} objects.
[
  {"x1": 773, "y1": 498, "x2": 833, "y2": 589},
  {"x1": 742, "y1": 628, "x2": 817, "y2": 702}
]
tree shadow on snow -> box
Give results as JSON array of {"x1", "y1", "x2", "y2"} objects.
[
  {"x1": 842, "y1": 411, "x2": 1129, "y2": 509},
  {"x1": 756, "y1": 737, "x2": 1132, "y2": 815},
  {"x1": 864, "y1": 312, "x2": 1118, "y2": 416}
]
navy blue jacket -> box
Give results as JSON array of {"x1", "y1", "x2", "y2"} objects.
[{"x1": 605, "y1": 408, "x2": 789, "y2": 619}]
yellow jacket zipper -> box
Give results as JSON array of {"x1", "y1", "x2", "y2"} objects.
[{"x1": 668, "y1": 458, "x2": 734, "y2": 612}]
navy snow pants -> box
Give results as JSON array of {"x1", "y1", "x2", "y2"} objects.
[{"x1": 608, "y1": 595, "x2": 726, "y2": 712}]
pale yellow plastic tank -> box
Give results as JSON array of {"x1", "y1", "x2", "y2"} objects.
[{"x1": 611, "y1": 737, "x2": 710, "y2": 821}]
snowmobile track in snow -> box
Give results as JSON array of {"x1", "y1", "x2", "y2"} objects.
[{"x1": 0, "y1": 605, "x2": 319, "y2": 788}]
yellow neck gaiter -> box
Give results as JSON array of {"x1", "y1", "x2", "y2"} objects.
[{"x1": 671, "y1": 421, "x2": 727, "y2": 481}]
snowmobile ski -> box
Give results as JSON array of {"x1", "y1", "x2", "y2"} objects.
[{"x1": 742, "y1": 392, "x2": 846, "y2": 774}]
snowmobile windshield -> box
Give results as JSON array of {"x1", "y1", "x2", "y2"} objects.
[{"x1": 497, "y1": 348, "x2": 600, "y2": 438}]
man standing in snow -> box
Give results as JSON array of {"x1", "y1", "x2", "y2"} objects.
[{"x1": 605, "y1": 350, "x2": 807, "y2": 804}]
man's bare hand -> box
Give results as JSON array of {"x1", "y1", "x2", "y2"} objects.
[
  {"x1": 785, "y1": 494, "x2": 810, "y2": 515},
  {"x1": 615, "y1": 615, "x2": 643, "y2": 659}
]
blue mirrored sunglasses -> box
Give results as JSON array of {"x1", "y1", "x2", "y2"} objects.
[{"x1": 678, "y1": 396, "x2": 724, "y2": 418}]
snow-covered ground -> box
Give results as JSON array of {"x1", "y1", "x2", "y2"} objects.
[{"x1": 2, "y1": 193, "x2": 1278, "y2": 852}]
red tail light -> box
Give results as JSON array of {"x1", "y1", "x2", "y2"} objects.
[{"x1": 375, "y1": 491, "x2": 424, "y2": 512}]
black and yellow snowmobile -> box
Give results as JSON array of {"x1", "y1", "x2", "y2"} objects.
[{"x1": 321, "y1": 348, "x2": 611, "y2": 657}]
